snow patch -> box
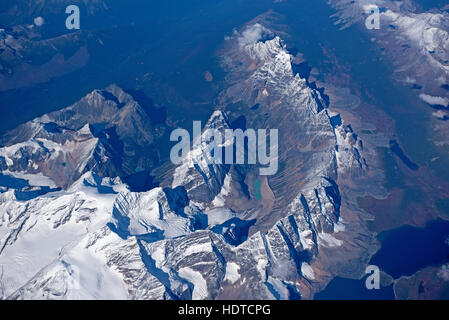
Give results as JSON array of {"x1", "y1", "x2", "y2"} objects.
[
  {"x1": 438, "y1": 264, "x2": 449, "y2": 281},
  {"x1": 238, "y1": 23, "x2": 272, "y2": 47},
  {"x1": 301, "y1": 262, "x2": 315, "y2": 280},
  {"x1": 419, "y1": 93, "x2": 449, "y2": 107},
  {"x1": 224, "y1": 262, "x2": 240, "y2": 284},
  {"x1": 211, "y1": 174, "x2": 231, "y2": 207},
  {"x1": 34, "y1": 17, "x2": 45, "y2": 27},
  {"x1": 318, "y1": 232, "x2": 343, "y2": 247},
  {"x1": 178, "y1": 267, "x2": 208, "y2": 300}
]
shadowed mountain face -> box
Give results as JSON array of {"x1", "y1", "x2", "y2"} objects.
[
  {"x1": 0, "y1": 84, "x2": 166, "y2": 189},
  {"x1": 219, "y1": 22, "x2": 365, "y2": 230}
]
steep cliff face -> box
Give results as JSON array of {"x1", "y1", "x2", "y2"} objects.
[
  {"x1": 220, "y1": 22, "x2": 365, "y2": 238},
  {"x1": 212, "y1": 21, "x2": 379, "y2": 298},
  {"x1": 171, "y1": 111, "x2": 231, "y2": 205}
]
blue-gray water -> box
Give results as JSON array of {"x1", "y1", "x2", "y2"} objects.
[
  {"x1": 370, "y1": 219, "x2": 449, "y2": 279},
  {"x1": 315, "y1": 276, "x2": 395, "y2": 300}
]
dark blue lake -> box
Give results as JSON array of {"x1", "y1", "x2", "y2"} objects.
[
  {"x1": 316, "y1": 218, "x2": 449, "y2": 300},
  {"x1": 315, "y1": 276, "x2": 395, "y2": 300},
  {"x1": 370, "y1": 219, "x2": 449, "y2": 279}
]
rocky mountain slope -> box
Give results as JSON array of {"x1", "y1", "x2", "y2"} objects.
[{"x1": 0, "y1": 84, "x2": 164, "y2": 189}]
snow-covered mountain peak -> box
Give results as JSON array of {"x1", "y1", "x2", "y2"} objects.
[{"x1": 172, "y1": 111, "x2": 230, "y2": 205}]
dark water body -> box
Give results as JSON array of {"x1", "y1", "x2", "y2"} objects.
[
  {"x1": 389, "y1": 140, "x2": 419, "y2": 171},
  {"x1": 0, "y1": 173, "x2": 29, "y2": 189},
  {"x1": 370, "y1": 219, "x2": 449, "y2": 279},
  {"x1": 211, "y1": 217, "x2": 257, "y2": 246},
  {"x1": 123, "y1": 170, "x2": 159, "y2": 192},
  {"x1": 315, "y1": 276, "x2": 395, "y2": 300}
]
